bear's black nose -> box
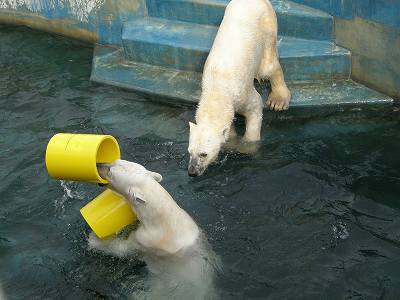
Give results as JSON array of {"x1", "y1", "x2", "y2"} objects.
[{"x1": 188, "y1": 165, "x2": 198, "y2": 177}]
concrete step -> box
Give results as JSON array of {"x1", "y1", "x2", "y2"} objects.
[
  {"x1": 147, "y1": 0, "x2": 333, "y2": 40},
  {"x1": 286, "y1": 0, "x2": 344, "y2": 17},
  {"x1": 287, "y1": 0, "x2": 332, "y2": 14},
  {"x1": 122, "y1": 17, "x2": 350, "y2": 80},
  {"x1": 91, "y1": 46, "x2": 392, "y2": 108}
]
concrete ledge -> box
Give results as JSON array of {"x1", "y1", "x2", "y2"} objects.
[{"x1": 91, "y1": 46, "x2": 392, "y2": 108}]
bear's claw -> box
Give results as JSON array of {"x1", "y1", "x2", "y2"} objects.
[{"x1": 266, "y1": 90, "x2": 290, "y2": 111}]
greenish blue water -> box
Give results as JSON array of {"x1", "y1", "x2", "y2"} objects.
[{"x1": 1, "y1": 26, "x2": 400, "y2": 299}]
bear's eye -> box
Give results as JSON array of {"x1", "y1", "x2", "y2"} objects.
[{"x1": 199, "y1": 153, "x2": 208, "y2": 158}]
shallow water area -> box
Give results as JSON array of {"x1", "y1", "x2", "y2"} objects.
[{"x1": 1, "y1": 26, "x2": 400, "y2": 299}]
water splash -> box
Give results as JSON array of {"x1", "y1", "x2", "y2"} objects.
[
  {"x1": 54, "y1": 180, "x2": 86, "y2": 216},
  {"x1": 332, "y1": 221, "x2": 350, "y2": 240},
  {"x1": 60, "y1": 180, "x2": 86, "y2": 200},
  {"x1": 215, "y1": 214, "x2": 227, "y2": 232}
]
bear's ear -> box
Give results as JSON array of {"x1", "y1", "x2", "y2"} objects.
[
  {"x1": 189, "y1": 122, "x2": 197, "y2": 132},
  {"x1": 147, "y1": 170, "x2": 163, "y2": 182}
]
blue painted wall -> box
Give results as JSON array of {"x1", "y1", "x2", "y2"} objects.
[
  {"x1": 290, "y1": 0, "x2": 400, "y2": 29},
  {"x1": 292, "y1": 0, "x2": 399, "y2": 97},
  {"x1": 0, "y1": 0, "x2": 147, "y2": 44}
]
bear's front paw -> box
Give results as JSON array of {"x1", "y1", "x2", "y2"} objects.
[{"x1": 266, "y1": 88, "x2": 290, "y2": 111}]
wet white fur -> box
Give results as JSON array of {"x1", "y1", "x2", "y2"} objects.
[
  {"x1": 188, "y1": 0, "x2": 290, "y2": 175},
  {"x1": 88, "y1": 160, "x2": 220, "y2": 299}
]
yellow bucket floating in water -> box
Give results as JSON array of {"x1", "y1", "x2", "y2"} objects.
[
  {"x1": 45, "y1": 133, "x2": 137, "y2": 238},
  {"x1": 80, "y1": 189, "x2": 137, "y2": 238}
]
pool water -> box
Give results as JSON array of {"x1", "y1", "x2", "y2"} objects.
[{"x1": 1, "y1": 26, "x2": 400, "y2": 299}]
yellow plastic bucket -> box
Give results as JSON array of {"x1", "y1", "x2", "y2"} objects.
[
  {"x1": 80, "y1": 189, "x2": 137, "y2": 238},
  {"x1": 45, "y1": 133, "x2": 120, "y2": 184}
]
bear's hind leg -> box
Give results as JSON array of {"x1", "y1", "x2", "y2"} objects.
[{"x1": 243, "y1": 89, "x2": 263, "y2": 143}]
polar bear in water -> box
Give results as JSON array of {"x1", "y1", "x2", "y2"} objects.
[
  {"x1": 88, "y1": 160, "x2": 220, "y2": 299},
  {"x1": 188, "y1": 0, "x2": 291, "y2": 176}
]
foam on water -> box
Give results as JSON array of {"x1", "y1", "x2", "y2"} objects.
[{"x1": 332, "y1": 221, "x2": 350, "y2": 240}]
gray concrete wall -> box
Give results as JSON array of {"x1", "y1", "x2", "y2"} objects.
[{"x1": 335, "y1": 17, "x2": 399, "y2": 98}]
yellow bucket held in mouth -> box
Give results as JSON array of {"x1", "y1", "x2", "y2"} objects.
[
  {"x1": 45, "y1": 133, "x2": 120, "y2": 184},
  {"x1": 45, "y1": 133, "x2": 137, "y2": 238}
]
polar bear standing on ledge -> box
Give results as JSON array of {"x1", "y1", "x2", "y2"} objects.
[{"x1": 188, "y1": 0, "x2": 290, "y2": 176}]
